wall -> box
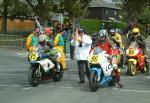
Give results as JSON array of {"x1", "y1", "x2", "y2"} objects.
[
  {"x1": 86, "y1": 7, "x2": 120, "y2": 20},
  {"x1": 0, "y1": 16, "x2": 35, "y2": 34}
]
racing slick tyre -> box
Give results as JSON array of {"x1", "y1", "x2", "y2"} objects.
[
  {"x1": 89, "y1": 71, "x2": 99, "y2": 92},
  {"x1": 128, "y1": 61, "x2": 136, "y2": 76},
  {"x1": 28, "y1": 66, "x2": 41, "y2": 87},
  {"x1": 53, "y1": 66, "x2": 64, "y2": 82},
  {"x1": 109, "y1": 76, "x2": 116, "y2": 86}
]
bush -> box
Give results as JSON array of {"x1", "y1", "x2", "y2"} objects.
[{"x1": 80, "y1": 19, "x2": 127, "y2": 34}]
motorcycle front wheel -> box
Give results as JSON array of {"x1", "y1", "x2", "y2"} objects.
[
  {"x1": 89, "y1": 71, "x2": 99, "y2": 92},
  {"x1": 28, "y1": 66, "x2": 41, "y2": 87},
  {"x1": 128, "y1": 61, "x2": 136, "y2": 76}
]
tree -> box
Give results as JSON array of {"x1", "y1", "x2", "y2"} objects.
[
  {"x1": 113, "y1": 0, "x2": 148, "y2": 18},
  {"x1": 25, "y1": 0, "x2": 53, "y2": 26},
  {"x1": 8, "y1": 0, "x2": 31, "y2": 18},
  {"x1": 0, "y1": 0, "x2": 31, "y2": 33},
  {"x1": 59, "y1": 0, "x2": 91, "y2": 27},
  {"x1": 1, "y1": 0, "x2": 9, "y2": 33}
]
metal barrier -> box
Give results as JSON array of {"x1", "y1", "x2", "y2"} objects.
[{"x1": 0, "y1": 34, "x2": 26, "y2": 49}]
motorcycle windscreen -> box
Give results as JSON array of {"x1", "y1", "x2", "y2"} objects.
[{"x1": 129, "y1": 41, "x2": 139, "y2": 48}]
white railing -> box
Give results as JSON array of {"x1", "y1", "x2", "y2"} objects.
[{"x1": 0, "y1": 34, "x2": 26, "y2": 49}]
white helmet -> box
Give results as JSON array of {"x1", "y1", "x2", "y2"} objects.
[
  {"x1": 38, "y1": 35, "x2": 46, "y2": 42},
  {"x1": 99, "y1": 30, "x2": 108, "y2": 37}
]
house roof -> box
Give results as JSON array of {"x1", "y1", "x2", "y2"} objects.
[{"x1": 90, "y1": 0, "x2": 120, "y2": 10}]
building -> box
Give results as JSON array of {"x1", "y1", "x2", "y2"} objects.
[
  {"x1": 86, "y1": 0, "x2": 121, "y2": 20},
  {"x1": 0, "y1": 16, "x2": 35, "y2": 34}
]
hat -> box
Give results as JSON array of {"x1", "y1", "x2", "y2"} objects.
[
  {"x1": 78, "y1": 28, "x2": 84, "y2": 33},
  {"x1": 45, "y1": 28, "x2": 53, "y2": 34},
  {"x1": 34, "y1": 28, "x2": 40, "y2": 33},
  {"x1": 92, "y1": 32, "x2": 98, "y2": 36}
]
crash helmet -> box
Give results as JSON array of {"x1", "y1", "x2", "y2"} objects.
[
  {"x1": 38, "y1": 35, "x2": 46, "y2": 45},
  {"x1": 98, "y1": 30, "x2": 108, "y2": 43},
  {"x1": 109, "y1": 29, "x2": 116, "y2": 36},
  {"x1": 132, "y1": 27, "x2": 140, "y2": 36}
]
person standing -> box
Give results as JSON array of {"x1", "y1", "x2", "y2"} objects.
[
  {"x1": 71, "y1": 28, "x2": 92, "y2": 83},
  {"x1": 26, "y1": 28, "x2": 40, "y2": 51},
  {"x1": 54, "y1": 29, "x2": 67, "y2": 70}
]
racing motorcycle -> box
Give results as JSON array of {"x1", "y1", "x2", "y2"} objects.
[
  {"x1": 88, "y1": 47, "x2": 116, "y2": 92},
  {"x1": 28, "y1": 47, "x2": 63, "y2": 87},
  {"x1": 126, "y1": 41, "x2": 146, "y2": 76}
]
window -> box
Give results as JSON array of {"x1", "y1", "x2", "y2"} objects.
[
  {"x1": 105, "y1": 9, "x2": 108, "y2": 15},
  {"x1": 114, "y1": 10, "x2": 117, "y2": 15}
]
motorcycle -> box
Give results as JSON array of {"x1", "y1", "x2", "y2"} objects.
[
  {"x1": 88, "y1": 47, "x2": 116, "y2": 92},
  {"x1": 126, "y1": 41, "x2": 146, "y2": 76},
  {"x1": 28, "y1": 47, "x2": 63, "y2": 87}
]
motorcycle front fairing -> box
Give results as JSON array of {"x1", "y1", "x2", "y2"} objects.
[{"x1": 90, "y1": 67, "x2": 112, "y2": 86}]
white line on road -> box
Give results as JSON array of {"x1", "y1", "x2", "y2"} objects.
[
  {"x1": 1, "y1": 84, "x2": 150, "y2": 94},
  {"x1": 113, "y1": 88, "x2": 150, "y2": 93},
  {"x1": 0, "y1": 74, "x2": 26, "y2": 76},
  {"x1": 0, "y1": 69, "x2": 27, "y2": 71},
  {"x1": 0, "y1": 84, "x2": 29, "y2": 87}
]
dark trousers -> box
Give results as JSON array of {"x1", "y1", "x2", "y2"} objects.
[
  {"x1": 70, "y1": 45, "x2": 75, "y2": 59},
  {"x1": 77, "y1": 60, "x2": 90, "y2": 82}
]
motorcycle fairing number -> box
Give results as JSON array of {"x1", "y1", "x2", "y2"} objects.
[
  {"x1": 90, "y1": 55, "x2": 100, "y2": 64},
  {"x1": 129, "y1": 49, "x2": 134, "y2": 55},
  {"x1": 29, "y1": 52, "x2": 38, "y2": 61},
  {"x1": 38, "y1": 58, "x2": 54, "y2": 72},
  {"x1": 100, "y1": 62, "x2": 113, "y2": 76}
]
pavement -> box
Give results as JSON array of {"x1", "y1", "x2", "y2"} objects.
[{"x1": 0, "y1": 48, "x2": 150, "y2": 103}]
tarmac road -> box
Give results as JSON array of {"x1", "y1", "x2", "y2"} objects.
[{"x1": 0, "y1": 48, "x2": 150, "y2": 103}]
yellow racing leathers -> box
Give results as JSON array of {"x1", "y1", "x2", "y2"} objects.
[{"x1": 54, "y1": 33, "x2": 67, "y2": 70}]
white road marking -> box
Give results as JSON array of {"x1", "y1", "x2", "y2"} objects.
[
  {"x1": 0, "y1": 69, "x2": 27, "y2": 71},
  {"x1": 0, "y1": 84, "x2": 29, "y2": 87},
  {"x1": 113, "y1": 88, "x2": 150, "y2": 93},
  {"x1": 1, "y1": 84, "x2": 150, "y2": 94},
  {"x1": 0, "y1": 74, "x2": 26, "y2": 76},
  {"x1": 22, "y1": 87, "x2": 33, "y2": 90}
]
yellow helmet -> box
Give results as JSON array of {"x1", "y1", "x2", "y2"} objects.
[{"x1": 132, "y1": 28, "x2": 140, "y2": 33}]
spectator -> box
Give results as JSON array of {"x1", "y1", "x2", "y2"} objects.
[{"x1": 71, "y1": 28, "x2": 92, "y2": 83}]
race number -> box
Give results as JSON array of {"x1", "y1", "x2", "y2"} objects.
[
  {"x1": 29, "y1": 52, "x2": 38, "y2": 61},
  {"x1": 129, "y1": 49, "x2": 134, "y2": 55},
  {"x1": 90, "y1": 55, "x2": 100, "y2": 64}
]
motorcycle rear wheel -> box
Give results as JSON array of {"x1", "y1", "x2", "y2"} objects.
[
  {"x1": 109, "y1": 76, "x2": 116, "y2": 86},
  {"x1": 52, "y1": 66, "x2": 64, "y2": 82},
  {"x1": 128, "y1": 61, "x2": 136, "y2": 76},
  {"x1": 89, "y1": 71, "x2": 99, "y2": 92}
]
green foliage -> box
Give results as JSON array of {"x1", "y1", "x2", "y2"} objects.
[
  {"x1": 113, "y1": 0, "x2": 149, "y2": 18},
  {"x1": 137, "y1": 8, "x2": 150, "y2": 25},
  {"x1": 62, "y1": 0, "x2": 91, "y2": 19},
  {"x1": 80, "y1": 19, "x2": 127, "y2": 34}
]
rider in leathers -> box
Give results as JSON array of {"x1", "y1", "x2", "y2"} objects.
[
  {"x1": 127, "y1": 28, "x2": 149, "y2": 74},
  {"x1": 92, "y1": 30, "x2": 123, "y2": 88}
]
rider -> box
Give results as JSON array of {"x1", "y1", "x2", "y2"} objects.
[
  {"x1": 109, "y1": 29, "x2": 126, "y2": 68},
  {"x1": 95, "y1": 30, "x2": 123, "y2": 88},
  {"x1": 127, "y1": 27, "x2": 149, "y2": 74},
  {"x1": 38, "y1": 34, "x2": 54, "y2": 52},
  {"x1": 91, "y1": 32, "x2": 99, "y2": 49}
]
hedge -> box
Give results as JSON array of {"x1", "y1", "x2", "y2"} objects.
[{"x1": 80, "y1": 19, "x2": 128, "y2": 34}]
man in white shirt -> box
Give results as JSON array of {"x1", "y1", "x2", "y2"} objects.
[{"x1": 71, "y1": 28, "x2": 92, "y2": 83}]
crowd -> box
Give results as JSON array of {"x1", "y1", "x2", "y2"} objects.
[{"x1": 26, "y1": 21, "x2": 149, "y2": 88}]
